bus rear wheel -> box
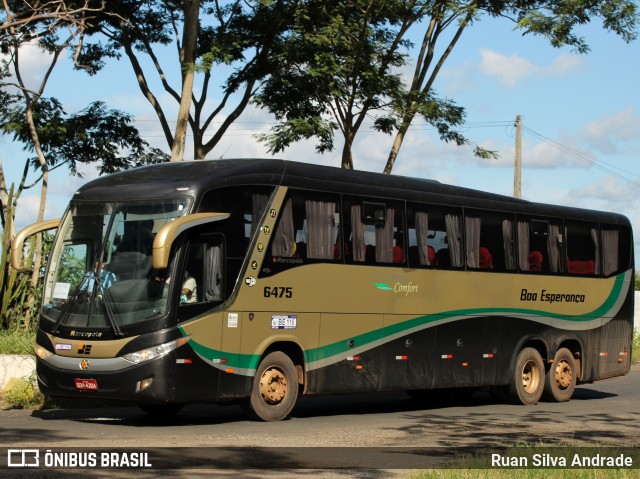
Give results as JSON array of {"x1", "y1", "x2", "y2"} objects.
[
  {"x1": 243, "y1": 351, "x2": 298, "y2": 421},
  {"x1": 543, "y1": 348, "x2": 577, "y2": 402},
  {"x1": 508, "y1": 347, "x2": 545, "y2": 405}
]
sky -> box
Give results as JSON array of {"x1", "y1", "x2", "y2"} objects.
[{"x1": 1, "y1": 12, "x2": 640, "y2": 263}]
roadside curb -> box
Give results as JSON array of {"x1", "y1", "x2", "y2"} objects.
[{"x1": 0, "y1": 355, "x2": 35, "y2": 389}]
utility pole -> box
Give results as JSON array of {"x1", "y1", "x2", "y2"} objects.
[{"x1": 514, "y1": 115, "x2": 522, "y2": 199}]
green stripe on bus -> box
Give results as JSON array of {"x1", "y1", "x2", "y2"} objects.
[{"x1": 181, "y1": 271, "x2": 628, "y2": 372}]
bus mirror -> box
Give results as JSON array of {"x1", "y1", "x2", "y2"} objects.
[
  {"x1": 11, "y1": 219, "x2": 61, "y2": 272},
  {"x1": 152, "y1": 212, "x2": 230, "y2": 269}
]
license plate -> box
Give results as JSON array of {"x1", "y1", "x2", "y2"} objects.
[{"x1": 74, "y1": 378, "x2": 98, "y2": 391}]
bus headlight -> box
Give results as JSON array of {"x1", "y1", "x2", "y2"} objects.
[
  {"x1": 35, "y1": 345, "x2": 53, "y2": 360},
  {"x1": 123, "y1": 336, "x2": 190, "y2": 364}
]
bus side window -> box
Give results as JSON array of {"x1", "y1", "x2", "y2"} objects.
[
  {"x1": 517, "y1": 218, "x2": 563, "y2": 274},
  {"x1": 265, "y1": 190, "x2": 341, "y2": 274},
  {"x1": 601, "y1": 225, "x2": 631, "y2": 276},
  {"x1": 566, "y1": 221, "x2": 599, "y2": 275},
  {"x1": 465, "y1": 210, "x2": 516, "y2": 272},
  {"x1": 346, "y1": 198, "x2": 404, "y2": 265},
  {"x1": 182, "y1": 236, "x2": 224, "y2": 305}
]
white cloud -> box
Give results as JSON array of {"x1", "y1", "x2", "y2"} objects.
[
  {"x1": 562, "y1": 176, "x2": 640, "y2": 215},
  {"x1": 0, "y1": 42, "x2": 61, "y2": 93},
  {"x1": 582, "y1": 108, "x2": 640, "y2": 154},
  {"x1": 478, "y1": 49, "x2": 583, "y2": 88}
]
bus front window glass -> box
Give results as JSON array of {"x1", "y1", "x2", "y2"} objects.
[{"x1": 42, "y1": 199, "x2": 190, "y2": 332}]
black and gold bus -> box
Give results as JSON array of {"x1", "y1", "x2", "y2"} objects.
[{"x1": 13, "y1": 159, "x2": 634, "y2": 421}]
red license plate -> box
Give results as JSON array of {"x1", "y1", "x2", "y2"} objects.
[{"x1": 74, "y1": 379, "x2": 98, "y2": 390}]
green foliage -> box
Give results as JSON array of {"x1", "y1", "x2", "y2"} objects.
[
  {"x1": 255, "y1": 0, "x2": 414, "y2": 165},
  {"x1": 515, "y1": 0, "x2": 638, "y2": 54},
  {"x1": 0, "y1": 329, "x2": 36, "y2": 355},
  {"x1": 1, "y1": 375, "x2": 44, "y2": 410},
  {"x1": 633, "y1": 329, "x2": 640, "y2": 364},
  {"x1": 0, "y1": 99, "x2": 168, "y2": 178},
  {"x1": 255, "y1": 0, "x2": 637, "y2": 171},
  {"x1": 0, "y1": 187, "x2": 45, "y2": 331}
]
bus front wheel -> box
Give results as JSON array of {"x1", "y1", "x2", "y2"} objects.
[
  {"x1": 508, "y1": 347, "x2": 545, "y2": 405},
  {"x1": 243, "y1": 351, "x2": 298, "y2": 421},
  {"x1": 543, "y1": 348, "x2": 577, "y2": 402}
]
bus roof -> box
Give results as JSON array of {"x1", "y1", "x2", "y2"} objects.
[{"x1": 73, "y1": 159, "x2": 629, "y2": 226}]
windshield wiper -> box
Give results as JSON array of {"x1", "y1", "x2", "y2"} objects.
[{"x1": 51, "y1": 272, "x2": 92, "y2": 334}]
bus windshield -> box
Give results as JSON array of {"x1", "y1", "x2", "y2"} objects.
[{"x1": 42, "y1": 198, "x2": 191, "y2": 334}]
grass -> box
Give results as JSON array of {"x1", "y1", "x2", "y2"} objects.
[
  {"x1": 409, "y1": 470, "x2": 638, "y2": 479},
  {"x1": 0, "y1": 329, "x2": 36, "y2": 355},
  {"x1": 407, "y1": 444, "x2": 640, "y2": 479}
]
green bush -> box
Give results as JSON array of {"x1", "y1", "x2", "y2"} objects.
[{"x1": 1, "y1": 375, "x2": 44, "y2": 409}]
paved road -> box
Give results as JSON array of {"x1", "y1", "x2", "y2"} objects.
[{"x1": 1, "y1": 363, "x2": 638, "y2": 477}]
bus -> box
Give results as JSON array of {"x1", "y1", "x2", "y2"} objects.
[{"x1": 12, "y1": 159, "x2": 634, "y2": 421}]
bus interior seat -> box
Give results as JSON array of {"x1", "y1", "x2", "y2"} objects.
[
  {"x1": 393, "y1": 246, "x2": 404, "y2": 263},
  {"x1": 479, "y1": 246, "x2": 493, "y2": 269},
  {"x1": 528, "y1": 250, "x2": 543, "y2": 272},
  {"x1": 108, "y1": 251, "x2": 151, "y2": 280},
  {"x1": 427, "y1": 246, "x2": 436, "y2": 265},
  {"x1": 435, "y1": 248, "x2": 451, "y2": 267},
  {"x1": 567, "y1": 259, "x2": 595, "y2": 274},
  {"x1": 295, "y1": 242, "x2": 307, "y2": 259}
]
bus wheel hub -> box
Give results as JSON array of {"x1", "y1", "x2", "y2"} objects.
[
  {"x1": 260, "y1": 367, "x2": 287, "y2": 404},
  {"x1": 555, "y1": 360, "x2": 572, "y2": 389}
]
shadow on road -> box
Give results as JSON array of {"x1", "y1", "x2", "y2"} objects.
[{"x1": 23, "y1": 383, "x2": 620, "y2": 428}]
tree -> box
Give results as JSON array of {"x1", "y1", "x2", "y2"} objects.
[
  {"x1": 383, "y1": 0, "x2": 639, "y2": 174},
  {"x1": 85, "y1": 0, "x2": 295, "y2": 160},
  {"x1": 256, "y1": 0, "x2": 423, "y2": 170},
  {"x1": 1, "y1": 1, "x2": 105, "y2": 38},
  {"x1": 255, "y1": 0, "x2": 638, "y2": 173},
  {"x1": 0, "y1": 0, "x2": 165, "y2": 328}
]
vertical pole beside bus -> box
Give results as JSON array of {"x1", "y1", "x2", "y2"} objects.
[{"x1": 514, "y1": 115, "x2": 522, "y2": 199}]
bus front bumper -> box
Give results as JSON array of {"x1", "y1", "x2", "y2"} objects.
[{"x1": 35, "y1": 351, "x2": 177, "y2": 403}]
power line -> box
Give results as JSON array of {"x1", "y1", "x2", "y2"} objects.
[{"x1": 521, "y1": 125, "x2": 640, "y2": 189}]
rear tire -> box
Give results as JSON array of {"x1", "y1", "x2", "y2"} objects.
[
  {"x1": 508, "y1": 347, "x2": 545, "y2": 405},
  {"x1": 543, "y1": 348, "x2": 577, "y2": 402},
  {"x1": 242, "y1": 351, "x2": 298, "y2": 421}
]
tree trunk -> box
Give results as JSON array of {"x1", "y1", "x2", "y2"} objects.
[
  {"x1": 170, "y1": 0, "x2": 200, "y2": 162},
  {"x1": 341, "y1": 140, "x2": 354, "y2": 170},
  {"x1": 23, "y1": 102, "x2": 49, "y2": 330},
  {"x1": 384, "y1": 111, "x2": 415, "y2": 174}
]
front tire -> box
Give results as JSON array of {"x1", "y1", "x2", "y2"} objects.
[
  {"x1": 508, "y1": 347, "x2": 545, "y2": 405},
  {"x1": 543, "y1": 348, "x2": 577, "y2": 402},
  {"x1": 242, "y1": 351, "x2": 298, "y2": 421}
]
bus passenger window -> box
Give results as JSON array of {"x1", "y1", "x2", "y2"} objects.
[
  {"x1": 465, "y1": 210, "x2": 516, "y2": 272},
  {"x1": 347, "y1": 199, "x2": 404, "y2": 265},
  {"x1": 182, "y1": 237, "x2": 224, "y2": 305},
  {"x1": 601, "y1": 225, "x2": 631, "y2": 276},
  {"x1": 517, "y1": 218, "x2": 562, "y2": 274},
  {"x1": 263, "y1": 191, "x2": 340, "y2": 276},
  {"x1": 565, "y1": 221, "x2": 599, "y2": 275},
  {"x1": 407, "y1": 205, "x2": 461, "y2": 269}
]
